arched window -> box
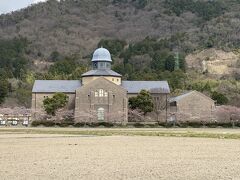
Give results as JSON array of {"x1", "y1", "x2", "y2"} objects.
[
  {"x1": 104, "y1": 92, "x2": 108, "y2": 97},
  {"x1": 97, "y1": 108, "x2": 105, "y2": 121},
  {"x1": 95, "y1": 89, "x2": 108, "y2": 97},
  {"x1": 99, "y1": 89, "x2": 104, "y2": 97}
]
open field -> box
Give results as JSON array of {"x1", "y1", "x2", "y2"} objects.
[{"x1": 0, "y1": 128, "x2": 240, "y2": 180}]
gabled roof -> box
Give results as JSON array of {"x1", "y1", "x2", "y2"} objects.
[
  {"x1": 76, "y1": 77, "x2": 127, "y2": 93},
  {"x1": 32, "y1": 80, "x2": 81, "y2": 93},
  {"x1": 121, "y1": 81, "x2": 170, "y2": 94},
  {"x1": 81, "y1": 69, "x2": 122, "y2": 77},
  {"x1": 169, "y1": 90, "x2": 214, "y2": 103},
  {"x1": 32, "y1": 80, "x2": 170, "y2": 94}
]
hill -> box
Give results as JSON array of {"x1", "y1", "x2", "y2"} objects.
[
  {"x1": 0, "y1": 0, "x2": 240, "y2": 107},
  {"x1": 0, "y1": 0, "x2": 239, "y2": 58}
]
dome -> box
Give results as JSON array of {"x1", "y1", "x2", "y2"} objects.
[{"x1": 92, "y1": 48, "x2": 112, "y2": 62}]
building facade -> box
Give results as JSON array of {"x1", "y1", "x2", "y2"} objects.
[
  {"x1": 169, "y1": 91, "x2": 215, "y2": 122},
  {"x1": 32, "y1": 48, "x2": 170, "y2": 123}
]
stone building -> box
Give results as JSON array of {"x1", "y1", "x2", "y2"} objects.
[
  {"x1": 169, "y1": 90, "x2": 215, "y2": 122},
  {"x1": 32, "y1": 48, "x2": 170, "y2": 124}
]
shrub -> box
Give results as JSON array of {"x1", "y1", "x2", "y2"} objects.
[
  {"x1": 133, "y1": 123, "x2": 145, "y2": 128},
  {"x1": 73, "y1": 122, "x2": 114, "y2": 128},
  {"x1": 31, "y1": 120, "x2": 55, "y2": 127},
  {"x1": 74, "y1": 122, "x2": 86, "y2": 127},
  {"x1": 56, "y1": 119, "x2": 74, "y2": 127},
  {"x1": 98, "y1": 122, "x2": 114, "y2": 127}
]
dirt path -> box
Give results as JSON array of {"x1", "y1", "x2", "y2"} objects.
[{"x1": 0, "y1": 134, "x2": 239, "y2": 180}]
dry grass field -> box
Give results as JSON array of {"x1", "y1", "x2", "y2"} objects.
[{"x1": 0, "y1": 128, "x2": 240, "y2": 180}]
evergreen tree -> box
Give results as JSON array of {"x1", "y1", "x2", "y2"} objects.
[
  {"x1": 43, "y1": 93, "x2": 68, "y2": 116},
  {"x1": 129, "y1": 90, "x2": 154, "y2": 115}
]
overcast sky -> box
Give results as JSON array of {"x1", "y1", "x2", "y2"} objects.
[{"x1": 0, "y1": 0, "x2": 47, "y2": 14}]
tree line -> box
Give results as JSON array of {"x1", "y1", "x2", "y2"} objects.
[{"x1": 0, "y1": 37, "x2": 236, "y2": 107}]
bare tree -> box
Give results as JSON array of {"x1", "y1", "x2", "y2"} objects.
[
  {"x1": 214, "y1": 106, "x2": 240, "y2": 127},
  {"x1": 152, "y1": 94, "x2": 168, "y2": 123}
]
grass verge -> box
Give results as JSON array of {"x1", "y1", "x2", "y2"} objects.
[{"x1": 0, "y1": 128, "x2": 240, "y2": 140}]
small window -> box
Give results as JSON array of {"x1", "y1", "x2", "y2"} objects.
[
  {"x1": 112, "y1": 78, "x2": 114, "y2": 81},
  {"x1": 104, "y1": 92, "x2": 108, "y2": 97},
  {"x1": 117, "y1": 79, "x2": 119, "y2": 82},
  {"x1": 23, "y1": 120, "x2": 28, "y2": 125},
  {"x1": 0, "y1": 121, "x2": 6, "y2": 125},
  {"x1": 95, "y1": 92, "x2": 98, "y2": 97},
  {"x1": 113, "y1": 95, "x2": 115, "y2": 103},
  {"x1": 12, "y1": 121, "x2": 18, "y2": 125}
]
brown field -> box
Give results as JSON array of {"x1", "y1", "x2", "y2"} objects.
[{"x1": 0, "y1": 128, "x2": 240, "y2": 180}]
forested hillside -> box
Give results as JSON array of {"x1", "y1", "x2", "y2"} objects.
[{"x1": 0, "y1": 0, "x2": 240, "y2": 107}]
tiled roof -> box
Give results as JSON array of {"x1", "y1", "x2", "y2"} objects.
[
  {"x1": 121, "y1": 81, "x2": 170, "y2": 94},
  {"x1": 32, "y1": 80, "x2": 170, "y2": 94},
  {"x1": 81, "y1": 69, "x2": 122, "y2": 77},
  {"x1": 32, "y1": 80, "x2": 81, "y2": 93}
]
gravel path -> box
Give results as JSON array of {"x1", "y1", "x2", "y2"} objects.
[{"x1": 0, "y1": 134, "x2": 239, "y2": 180}]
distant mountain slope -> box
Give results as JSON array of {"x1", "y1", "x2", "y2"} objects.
[{"x1": 0, "y1": 0, "x2": 239, "y2": 59}]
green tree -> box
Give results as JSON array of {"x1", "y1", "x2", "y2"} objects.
[
  {"x1": 49, "y1": 51, "x2": 62, "y2": 62},
  {"x1": 0, "y1": 79, "x2": 8, "y2": 104},
  {"x1": 15, "y1": 88, "x2": 32, "y2": 107},
  {"x1": 43, "y1": 93, "x2": 68, "y2": 116},
  {"x1": 0, "y1": 37, "x2": 28, "y2": 79},
  {"x1": 49, "y1": 57, "x2": 77, "y2": 76},
  {"x1": 211, "y1": 91, "x2": 228, "y2": 105},
  {"x1": 70, "y1": 66, "x2": 87, "y2": 79},
  {"x1": 151, "y1": 50, "x2": 169, "y2": 71},
  {"x1": 129, "y1": 90, "x2": 154, "y2": 115},
  {"x1": 165, "y1": 55, "x2": 175, "y2": 72},
  {"x1": 98, "y1": 39, "x2": 126, "y2": 56}
]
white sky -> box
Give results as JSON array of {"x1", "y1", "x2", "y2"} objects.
[{"x1": 0, "y1": 0, "x2": 48, "y2": 14}]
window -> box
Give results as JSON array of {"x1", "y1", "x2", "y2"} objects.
[
  {"x1": 12, "y1": 121, "x2": 18, "y2": 125},
  {"x1": 99, "y1": 89, "x2": 104, "y2": 97},
  {"x1": 0, "y1": 121, "x2": 6, "y2": 125},
  {"x1": 23, "y1": 120, "x2": 29, "y2": 125},
  {"x1": 112, "y1": 78, "x2": 114, "y2": 81},
  {"x1": 113, "y1": 95, "x2": 115, "y2": 103},
  {"x1": 95, "y1": 89, "x2": 108, "y2": 97},
  {"x1": 104, "y1": 92, "x2": 108, "y2": 97},
  {"x1": 97, "y1": 108, "x2": 105, "y2": 121}
]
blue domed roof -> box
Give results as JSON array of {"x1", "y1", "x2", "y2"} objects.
[{"x1": 92, "y1": 48, "x2": 112, "y2": 62}]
